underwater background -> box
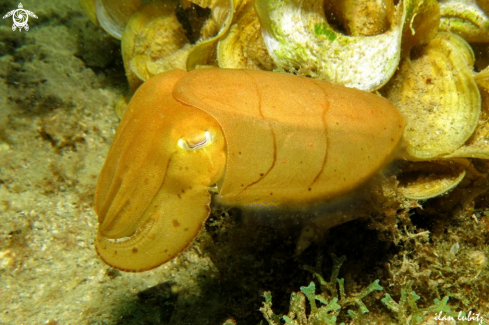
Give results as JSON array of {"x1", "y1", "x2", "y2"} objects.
[{"x1": 1, "y1": 0, "x2": 489, "y2": 324}]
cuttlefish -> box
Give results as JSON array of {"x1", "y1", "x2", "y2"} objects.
[{"x1": 94, "y1": 68, "x2": 404, "y2": 272}]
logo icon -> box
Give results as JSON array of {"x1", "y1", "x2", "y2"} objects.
[{"x1": 3, "y1": 3, "x2": 38, "y2": 32}]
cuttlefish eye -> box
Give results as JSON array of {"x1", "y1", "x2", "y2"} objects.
[
  {"x1": 178, "y1": 130, "x2": 213, "y2": 150},
  {"x1": 94, "y1": 68, "x2": 404, "y2": 272}
]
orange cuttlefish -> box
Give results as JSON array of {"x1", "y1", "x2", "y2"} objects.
[{"x1": 94, "y1": 68, "x2": 404, "y2": 272}]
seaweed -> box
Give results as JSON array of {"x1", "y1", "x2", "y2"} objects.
[
  {"x1": 259, "y1": 254, "x2": 383, "y2": 325},
  {"x1": 381, "y1": 281, "x2": 462, "y2": 324},
  {"x1": 257, "y1": 253, "x2": 483, "y2": 325}
]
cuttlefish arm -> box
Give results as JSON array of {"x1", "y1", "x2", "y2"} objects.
[{"x1": 94, "y1": 69, "x2": 226, "y2": 272}]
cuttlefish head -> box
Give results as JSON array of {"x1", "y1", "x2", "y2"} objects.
[{"x1": 94, "y1": 69, "x2": 226, "y2": 272}]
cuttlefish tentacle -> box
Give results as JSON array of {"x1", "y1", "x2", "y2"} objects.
[{"x1": 95, "y1": 69, "x2": 226, "y2": 272}]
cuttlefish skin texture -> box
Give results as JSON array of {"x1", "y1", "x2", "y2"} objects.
[{"x1": 95, "y1": 68, "x2": 404, "y2": 272}]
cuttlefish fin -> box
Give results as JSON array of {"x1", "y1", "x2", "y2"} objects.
[{"x1": 95, "y1": 69, "x2": 226, "y2": 272}]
